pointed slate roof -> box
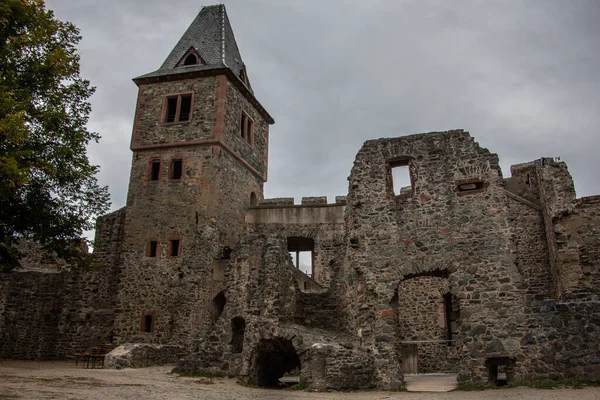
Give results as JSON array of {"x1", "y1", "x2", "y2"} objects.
[{"x1": 135, "y1": 4, "x2": 252, "y2": 93}]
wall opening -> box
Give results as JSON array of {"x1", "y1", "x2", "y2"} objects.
[
  {"x1": 287, "y1": 237, "x2": 314, "y2": 277},
  {"x1": 150, "y1": 160, "x2": 161, "y2": 181},
  {"x1": 163, "y1": 93, "x2": 192, "y2": 123},
  {"x1": 141, "y1": 311, "x2": 155, "y2": 333},
  {"x1": 148, "y1": 240, "x2": 158, "y2": 257},
  {"x1": 485, "y1": 357, "x2": 515, "y2": 386},
  {"x1": 211, "y1": 291, "x2": 226, "y2": 325},
  {"x1": 169, "y1": 239, "x2": 181, "y2": 257},
  {"x1": 170, "y1": 159, "x2": 183, "y2": 180},
  {"x1": 231, "y1": 316, "x2": 246, "y2": 354},
  {"x1": 183, "y1": 53, "x2": 198, "y2": 65},
  {"x1": 388, "y1": 157, "x2": 413, "y2": 197},
  {"x1": 443, "y1": 293, "x2": 459, "y2": 344},
  {"x1": 250, "y1": 192, "x2": 257, "y2": 206},
  {"x1": 252, "y1": 338, "x2": 301, "y2": 387}
]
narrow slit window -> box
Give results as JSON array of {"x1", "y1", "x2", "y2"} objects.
[
  {"x1": 166, "y1": 97, "x2": 178, "y2": 123},
  {"x1": 171, "y1": 159, "x2": 183, "y2": 180},
  {"x1": 170, "y1": 239, "x2": 181, "y2": 257},
  {"x1": 144, "y1": 315, "x2": 153, "y2": 333},
  {"x1": 240, "y1": 113, "x2": 247, "y2": 138},
  {"x1": 246, "y1": 118, "x2": 254, "y2": 145},
  {"x1": 150, "y1": 160, "x2": 161, "y2": 181},
  {"x1": 148, "y1": 241, "x2": 158, "y2": 257},
  {"x1": 179, "y1": 95, "x2": 191, "y2": 121}
]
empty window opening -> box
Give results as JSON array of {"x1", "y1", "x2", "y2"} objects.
[
  {"x1": 148, "y1": 241, "x2": 158, "y2": 257},
  {"x1": 287, "y1": 237, "x2": 314, "y2": 277},
  {"x1": 458, "y1": 181, "x2": 484, "y2": 192},
  {"x1": 251, "y1": 338, "x2": 301, "y2": 388},
  {"x1": 140, "y1": 311, "x2": 155, "y2": 333},
  {"x1": 220, "y1": 246, "x2": 232, "y2": 260},
  {"x1": 485, "y1": 357, "x2": 515, "y2": 386},
  {"x1": 179, "y1": 95, "x2": 191, "y2": 121},
  {"x1": 183, "y1": 53, "x2": 198, "y2": 66},
  {"x1": 211, "y1": 291, "x2": 226, "y2": 325},
  {"x1": 150, "y1": 160, "x2": 161, "y2": 181},
  {"x1": 240, "y1": 112, "x2": 254, "y2": 145},
  {"x1": 163, "y1": 94, "x2": 193, "y2": 123},
  {"x1": 144, "y1": 315, "x2": 153, "y2": 333},
  {"x1": 250, "y1": 192, "x2": 258, "y2": 206},
  {"x1": 388, "y1": 158, "x2": 413, "y2": 197},
  {"x1": 231, "y1": 317, "x2": 246, "y2": 354},
  {"x1": 443, "y1": 293, "x2": 459, "y2": 344},
  {"x1": 165, "y1": 97, "x2": 178, "y2": 123},
  {"x1": 170, "y1": 239, "x2": 181, "y2": 257},
  {"x1": 171, "y1": 159, "x2": 183, "y2": 180}
]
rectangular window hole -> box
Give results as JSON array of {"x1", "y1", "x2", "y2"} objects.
[
  {"x1": 240, "y1": 113, "x2": 247, "y2": 138},
  {"x1": 150, "y1": 161, "x2": 161, "y2": 181},
  {"x1": 391, "y1": 164, "x2": 412, "y2": 196},
  {"x1": 166, "y1": 97, "x2": 177, "y2": 123},
  {"x1": 149, "y1": 241, "x2": 158, "y2": 257},
  {"x1": 179, "y1": 95, "x2": 191, "y2": 121},
  {"x1": 170, "y1": 239, "x2": 181, "y2": 257},
  {"x1": 171, "y1": 159, "x2": 183, "y2": 180}
]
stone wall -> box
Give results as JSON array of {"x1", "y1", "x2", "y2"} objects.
[{"x1": 0, "y1": 265, "x2": 119, "y2": 360}]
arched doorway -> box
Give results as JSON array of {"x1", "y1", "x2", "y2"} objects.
[{"x1": 251, "y1": 338, "x2": 301, "y2": 387}]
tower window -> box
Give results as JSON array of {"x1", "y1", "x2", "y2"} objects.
[
  {"x1": 149, "y1": 160, "x2": 161, "y2": 181},
  {"x1": 183, "y1": 53, "x2": 198, "y2": 66},
  {"x1": 168, "y1": 238, "x2": 182, "y2": 258},
  {"x1": 240, "y1": 111, "x2": 254, "y2": 146},
  {"x1": 140, "y1": 311, "x2": 155, "y2": 333},
  {"x1": 147, "y1": 240, "x2": 158, "y2": 257},
  {"x1": 170, "y1": 159, "x2": 183, "y2": 180},
  {"x1": 163, "y1": 93, "x2": 193, "y2": 123}
]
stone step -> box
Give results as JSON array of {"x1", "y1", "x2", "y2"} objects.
[{"x1": 404, "y1": 373, "x2": 458, "y2": 392}]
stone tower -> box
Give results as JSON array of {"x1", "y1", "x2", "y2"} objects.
[{"x1": 113, "y1": 4, "x2": 274, "y2": 346}]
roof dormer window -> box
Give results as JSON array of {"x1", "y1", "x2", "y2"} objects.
[{"x1": 183, "y1": 53, "x2": 198, "y2": 66}]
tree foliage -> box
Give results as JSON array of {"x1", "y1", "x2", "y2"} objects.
[{"x1": 0, "y1": 0, "x2": 110, "y2": 271}]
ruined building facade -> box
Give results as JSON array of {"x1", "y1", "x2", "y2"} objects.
[{"x1": 1, "y1": 5, "x2": 599, "y2": 389}]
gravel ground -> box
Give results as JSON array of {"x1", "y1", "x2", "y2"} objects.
[{"x1": 1, "y1": 360, "x2": 599, "y2": 400}]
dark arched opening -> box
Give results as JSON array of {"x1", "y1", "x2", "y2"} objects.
[
  {"x1": 144, "y1": 315, "x2": 152, "y2": 332},
  {"x1": 231, "y1": 316, "x2": 246, "y2": 353},
  {"x1": 252, "y1": 338, "x2": 301, "y2": 387},
  {"x1": 183, "y1": 53, "x2": 198, "y2": 65},
  {"x1": 211, "y1": 291, "x2": 226, "y2": 325},
  {"x1": 250, "y1": 192, "x2": 257, "y2": 206}
]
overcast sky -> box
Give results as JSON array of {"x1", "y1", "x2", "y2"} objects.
[{"x1": 45, "y1": 0, "x2": 599, "y2": 216}]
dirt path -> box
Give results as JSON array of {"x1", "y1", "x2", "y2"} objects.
[{"x1": 1, "y1": 360, "x2": 599, "y2": 400}]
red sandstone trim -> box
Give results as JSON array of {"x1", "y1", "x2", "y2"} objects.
[
  {"x1": 160, "y1": 91, "x2": 194, "y2": 125},
  {"x1": 145, "y1": 156, "x2": 163, "y2": 182},
  {"x1": 169, "y1": 155, "x2": 184, "y2": 181},
  {"x1": 145, "y1": 237, "x2": 160, "y2": 257},
  {"x1": 131, "y1": 140, "x2": 267, "y2": 182},
  {"x1": 212, "y1": 76, "x2": 227, "y2": 140},
  {"x1": 133, "y1": 68, "x2": 275, "y2": 124},
  {"x1": 167, "y1": 236, "x2": 183, "y2": 258},
  {"x1": 130, "y1": 84, "x2": 147, "y2": 149}
]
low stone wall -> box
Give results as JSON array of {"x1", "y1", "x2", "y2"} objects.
[
  {"x1": 104, "y1": 343, "x2": 184, "y2": 368},
  {"x1": 301, "y1": 343, "x2": 375, "y2": 390}
]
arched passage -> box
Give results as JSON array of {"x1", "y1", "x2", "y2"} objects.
[{"x1": 251, "y1": 338, "x2": 301, "y2": 387}]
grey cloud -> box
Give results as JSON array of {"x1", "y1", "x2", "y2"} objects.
[{"x1": 45, "y1": 0, "x2": 600, "y2": 212}]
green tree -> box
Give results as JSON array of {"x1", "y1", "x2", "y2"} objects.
[{"x1": 0, "y1": 0, "x2": 110, "y2": 271}]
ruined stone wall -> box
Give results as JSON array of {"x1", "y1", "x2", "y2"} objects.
[
  {"x1": 246, "y1": 200, "x2": 346, "y2": 286},
  {"x1": 0, "y1": 265, "x2": 119, "y2": 360},
  {"x1": 341, "y1": 130, "x2": 526, "y2": 386}
]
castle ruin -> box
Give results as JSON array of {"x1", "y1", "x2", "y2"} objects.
[{"x1": 1, "y1": 4, "x2": 599, "y2": 390}]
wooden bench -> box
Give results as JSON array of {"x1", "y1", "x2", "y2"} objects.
[{"x1": 74, "y1": 344, "x2": 117, "y2": 369}]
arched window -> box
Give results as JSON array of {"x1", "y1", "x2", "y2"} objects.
[
  {"x1": 250, "y1": 192, "x2": 257, "y2": 206},
  {"x1": 183, "y1": 53, "x2": 198, "y2": 66}
]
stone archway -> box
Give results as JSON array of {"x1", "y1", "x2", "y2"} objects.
[{"x1": 250, "y1": 337, "x2": 301, "y2": 387}]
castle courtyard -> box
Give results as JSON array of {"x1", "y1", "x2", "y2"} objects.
[{"x1": 1, "y1": 360, "x2": 599, "y2": 400}]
